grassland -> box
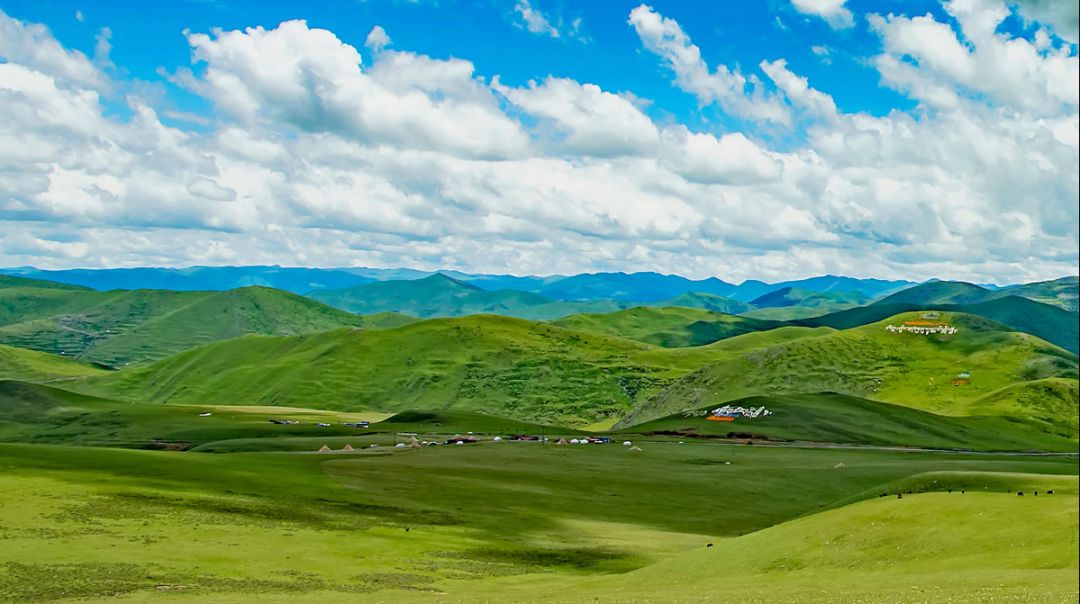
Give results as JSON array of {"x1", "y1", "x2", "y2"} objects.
[
  {"x1": 60, "y1": 310, "x2": 1074, "y2": 429},
  {"x1": 625, "y1": 311, "x2": 1078, "y2": 426},
  {"x1": 0, "y1": 439, "x2": 1074, "y2": 603},
  {"x1": 625, "y1": 392, "x2": 1077, "y2": 451},
  {"x1": 0, "y1": 284, "x2": 413, "y2": 366},
  {"x1": 0, "y1": 343, "x2": 107, "y2": 382},
  {"x1": 552, "y1": 306, "x2": 780, "y2": 347}
]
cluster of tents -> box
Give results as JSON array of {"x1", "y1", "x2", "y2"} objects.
[{"x1": 315, "y1": 435, "x2": 646, "y2": 453}]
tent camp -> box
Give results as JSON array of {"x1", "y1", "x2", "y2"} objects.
[
  {"x1": 317, "y1": 445, "x2": 331, "y2": 453},
  {"x1": 341, "y1": 444, "x2": 354, "y2": 452}
]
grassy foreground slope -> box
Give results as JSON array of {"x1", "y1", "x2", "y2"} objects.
[
  {"x1": 555, "y1": 473, "x2": 1078, "y2": 604},
  {"x1": 0, "y1": 443, "x2": 1073, "y2": 603},
  {"x1": 0, "y1": 285, "x2": 410, "y2": 366},
  {"x1": 625, "y1": 392, "x2": 1076, "y2": 451},
  {"x1": 623, "y1": 311, "x2": 1078, "y2": 426},
  {"x1": 552, "y1": 306, "x2": 780, "y2": 347},
  {"x1": 0, "y1": 343, "x2": 107, "y2": 382},
  {"x1": 0, "y1": 380, "x2": 395, "y2": 449}
]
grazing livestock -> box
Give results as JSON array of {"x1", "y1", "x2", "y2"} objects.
[
  {"x1": 1047, "y1": 490, "x2": 1054, "y2": 495},
  {"x1": 1017, "y1": 492, "x2": 1024, "y2": 496}
]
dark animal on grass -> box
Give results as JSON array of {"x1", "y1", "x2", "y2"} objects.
[
  {"x1": 897, "y1": 494, "x2": 902, "y2": 499},
  {"x1": 1017, "y1": 492, "x2": 1024, "y2": 496},
  {"x1": 1047, "y1": 490, "x2": 1054, "y2": 495},
  {"x1": 707, "y1": 543, "x2": 713, "y2": 548}
]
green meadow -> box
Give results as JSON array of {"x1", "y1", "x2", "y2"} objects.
[
  {"x1": 0, "y1": 274, "x2": 1077, "y2": 602},
  {"x1": 0, "y1": 439, "x2": 1075, "y2": 603}
]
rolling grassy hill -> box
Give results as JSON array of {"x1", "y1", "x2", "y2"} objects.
[
  {"x1": 622, "y1": 311, "x2": 1078, "y2": 426},
  {"x1": 76, "y1": 315, "x2": 712, "y2": 426},
  {"x1": 0, "y1": 440, "x2": 1071, "y2": 603},
  {"x1": 73, "y1": 311, "x2": 1078, "y2": 430},
  {"x1": 310, "y1": 273, "x2": 631, "y2": 320},
  {"x1": 552, "y1": 306, "x2": 781, "y2": 347},
  {"x1": 624, "y1": 392, "x2": 1076, "y2": 451},
  {"x1": 1, "y1": 265, "x2": 374, "y2": 293},
  {"x1": 0, "y1": 284, "x2": 412, "y2": 366},
  {"x1": 876, "y1": 277, "x2": 1080, "y2": 311},
  {"x1": 873, "y1": 280, "x2": 996, "y2": 305},
  {"x1": 647, "y1": 291, "x2": 754, "y2": 314},
  {"x1": 0, "y1": 343, "x2": 108, "y2": 383},
  {"x1": 0, "y1": 273, "x2": 89, "y2": 291},
  {"x1": 564, "y1": 472, "x2": 1079, "y2": 603},
  {"x1": 794, "y1": 294, "x2": 1079, "y2": 354},
  {"x1": 740, "y1": 287, "x2": 871, "y2": 320},
  {"x1": 999, "y1": 275, "x2": 1078, "y2": 311}
]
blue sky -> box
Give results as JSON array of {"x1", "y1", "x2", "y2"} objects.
[
  {"x1": 0, "y1": 0, "x2": 1077, "y2": 282},
  {"x1": 5, "y1": 0, "x2": 933, "y2": 129}
]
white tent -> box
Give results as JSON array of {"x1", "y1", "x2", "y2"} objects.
[
  {"x1": 492, "y1": 436, "x2": 502, "y2": 442},
  {"x1": 622, "y1": 441, "x2": 632, "y2": 446}
]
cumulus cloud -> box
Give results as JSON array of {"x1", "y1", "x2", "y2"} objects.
[
  {"x1": 791, "y1": 0, "x2": 854, "y2": 29},
  {"x1": 499, "y1": 77, "x2": 660, "y2": 156},
  {"x1": 869, "y1": 2, "x2": 1079, "y2": 116},
  {"x1": 628, "y1": 4, "x2": 791, "y2": 125},
  {"x1": 0, "y1": 4, "x2": 1076, "y2": 284},
  {"x1": 514, "y1": 0, "x2": 559, "y2": 38},
  {"x1": 183, "y1": 20, "x2": 529, "y2": 159},
  {"x1": 364, "y1": 25, "x2": 390, "y2": 51}
]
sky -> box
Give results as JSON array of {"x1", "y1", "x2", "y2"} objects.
[{"x1": 0, "y1": 0, "x2": 1077, "y2": 283}]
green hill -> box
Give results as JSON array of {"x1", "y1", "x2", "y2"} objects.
[
  {"x1": 76, "y1": 315, "x2": 698, "y2": 426},
  {"x1": 647, "y1": 292, "x2": 754, "y2": 314},
  {"x1": 0, "y1": 274, "x2": 89, "y2": 291},
  {"x1": 573, "y1": 473, "x2": 1078, "y2": 603},
  {"x1": 75, "y1": 311, "x2": 1077, "y2": 430},
  {"x1": 623, "y1": 392, "x2": 1076, "y2": 451},
  {"x1": 873, "y1": 280, "x2": 994, "y2": 305},
  {"x1": 965, "y1": 378, "x2": 1079, "y2": 437},
  {"x1": 552, "y1": 306, "x2": 780, "y2": 347},
  {"x1": 622, "y1": 311, "x2": 1078, "y2": 426},
  {"x1": 310, "y1": 273, "x2": 629, "y2": 320},
  {"x1": 877, "y1": 277, "x2": 1079, "y2": 312},
  {"x1": 0, "y1": 285, "x2": 411, "y2": 366},
  {"x1": 794, "y1": 295, "x2": 1078, "y2": 354},
  {"x1": 0, "y1": 343, "x2": 107, "y2": 382},
  {"x1": 998, "y1": 276, "x2": 1078, "y2": 311}
]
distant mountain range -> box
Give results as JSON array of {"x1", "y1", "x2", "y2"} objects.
[{"x1": 1, "y1": 266, "x2": 915, "y2": 301}]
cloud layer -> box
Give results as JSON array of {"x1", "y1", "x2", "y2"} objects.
[{"x1": 0, "y1": 2, "x2": 1076, "y2": 284}]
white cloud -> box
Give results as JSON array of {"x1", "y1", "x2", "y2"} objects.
[
  {"x1": 364, "y1": 25, "x2": 390, "y2": 51},
  {"x1": 183, "y1": 20, "x2": 529, "y2": 159},
  {"x1": 791, "y1": 0, "x2": 854, "y2": 29},
  {"x1": 869, "y1": 2, "x2": 1079, "y2": 116},
  {"x1": 514, "y1": 0, "x2": 559, "y2": 38},
  {"x1": 0, "y1": 7, "x2": 1076, "y2": 284},
  {"x1": 628, "y1": 4, "x2": 791, "y2": 125},
  {"x1": 0, "y1": 9, "x2": 105, "y2": 89},
  {"x1": 760, "y1": 59, "x2": 837, "y2": 118},
  {"x1": 1013, "y1": 0, "x2": 1080, "y2": 43},
  {"x1": 500, "y1": 77, "x2": 660, "y2": 156}
]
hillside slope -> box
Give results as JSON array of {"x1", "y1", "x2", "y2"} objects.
[
  {"x1": 0, "y1": 343, "x2": 107, "y2": 382},
  {"x1": 794, "y1": 295, "x2": 1079, "y2": 354},
  {"x1": 0, "y1": 285, "x2": 408, "y2": 365},
  {"x1": 77, "y1": 311, "x2": 1077, "y2": 429},
  {"x1": 998, "y1": 276, "x2": 1078, "y2": 311},
  {"x1": 622, "y1": 311, "x2": 1079, "y2": 426},
  {"x1": 568, "y1": 473, "x2": 1078, "y2": 603},
  {"x1": 624, "y1": 392, "x2": 1076, "y2": 450},
  {"x1": 311, "y1": 273, "x2": 631, "y2": 320},
  {"x1": 552, "y1": 306, "x2": 780, "y2": 347}
]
